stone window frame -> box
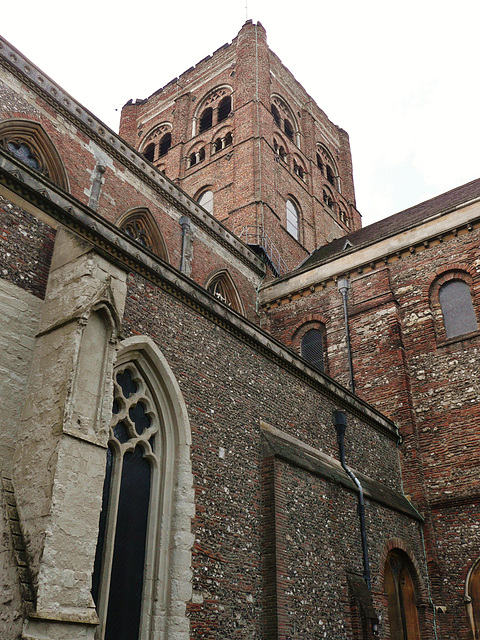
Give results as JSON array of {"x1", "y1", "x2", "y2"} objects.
[
  {"x1": 0, "y1": 118, "x2": 69, "y2": 190},
  {"x1": 428, "y1": 267, "x2": 480, "y2": 345},
  {"x1": 117, "y1": 207, "x2": 169, "y2": 262},
  {"x1": 205, "y1": 268, "x2": 244, "y2": 314},
  {"x1": 192, "y1": 85, "x2": 233, "y2": 137},
  {"x1": 286, "y1": 196, "x2": 301, "y2": 241},
  {"x1": 93, "y1": 336, "x2": 194, "y2": 640},
  {"x1": 292, "y1": 319, "x2": 328, "y2": 374},
  {"x1": 292, "y1": 153, "x2": 307, "y2": 183}
]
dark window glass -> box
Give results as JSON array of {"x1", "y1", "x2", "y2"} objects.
[
  {"x1": 199, "y1": 107, "x2": 213, "y2": 132},
  {"x1": 116, "y1": 369, "x2": 138, "y2": 398},
  {"x1": 301, "y1": 329, "x2": 325, "y2": 372},
  {"x1": 104, "y1": 446, "x2": 151, "y2": 640},
  {"x1": 159, "y1": 133, "x2": 171, "y2": 157},
  {"x1": 284, "y1": 119, "x2": 294, "y2": 141},
  {"x1": 217, "y1": 96, "x2": 231, "y2": 122},
  {"x1": 129, "y1": 402, "x2": 151, "y2": 435},
  {"x1": 224, "y1": 132, "x2": 233, "y2": 147},
  {"x1": 6, "y1": 140, "x2": 41, "y2": 170},
  {"x1": 143, "y1": 143, "x2": 155, "y2": 162},
  {"x1": 316, "y1": 153, "x2": 324, "y2": 172},
  {"x1": 271, "y1": 104, "x2": 281, "y2": 127},
  {"x1": 326, "y1": 164, "x2": 336, "y2": 186},
  {"x1": 439, "y1": 280, "x2": 478, "y2": 338}
]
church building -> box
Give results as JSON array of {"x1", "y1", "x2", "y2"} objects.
[{"x1": 0, "y1": 20, "x2": 479, "y2": 640}]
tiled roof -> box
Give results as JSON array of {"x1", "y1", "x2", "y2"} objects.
[{"x1": 300, "y1": 177, "x2": 480, "y2": 270}]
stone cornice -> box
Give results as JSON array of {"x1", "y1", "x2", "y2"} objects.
[
  {"x1": 0, "y1": 36, "x2": 265, "y2": 277},
  {"x1": 0, "y1": 153, "x2": 398, "y2": 441}
]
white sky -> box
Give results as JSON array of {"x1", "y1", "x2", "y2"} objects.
[{"x1": 3, "y1": 0, "x2": 480, "y2": 226}]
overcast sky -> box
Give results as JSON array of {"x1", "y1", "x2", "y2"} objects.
[{"x1": 3, "y1": 0, "x2": 479, "y2": 226}]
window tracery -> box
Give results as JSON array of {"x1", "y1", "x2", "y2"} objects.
[
  {"x1": 271, "y1": 95, "x2": 299, "y2": 146},
  {"x1": 0, "y1": 119, "x2": 69, "y2": 189},
  {"x1": 206, "y1": 270, "x2": 243, "y2": 313},
  {"x1": 118, "y1": 208, "x2": 168, "y2": 261}
]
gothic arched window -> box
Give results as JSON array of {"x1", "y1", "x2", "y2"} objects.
[
  {"x1": 118, "y1": 208, "x2": 168, "y2": 261},
  {"x1": 91, "y1": 337, "x2": 193, "y2": 640},
  {"x1": 385, "y1": 551, "x2": 421, "y2": 640},
  {"x1": 206, "y1": 270, "x2": 244, "y2": 314},
  {"x1": 439, "y1": 279, "x2": 478, "y2": 338},
  {"x1": 0, "y1": 119, "x2": 69, "y2": 189}
]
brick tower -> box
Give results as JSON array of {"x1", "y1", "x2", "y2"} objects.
[{"x1": 120, "y1": 21, "x2": 361, "y2": 273}]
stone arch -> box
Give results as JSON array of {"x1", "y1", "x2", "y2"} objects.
[
  {"x1": 0, "y1": 118, "x2": 69, "y2": 189},
  {"x1": 116, "y1": 208, "x2": 169, "y2": 262},
  {"x1": 205, "y1": 269, "x2": 244, "y2": 314},
  {"x1": 92, "y1": 335, "x2": 194, "y2": 640}
]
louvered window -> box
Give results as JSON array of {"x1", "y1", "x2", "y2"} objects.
[{"x1": 301, "y1": 329, "x2": 325, "y2": 372}]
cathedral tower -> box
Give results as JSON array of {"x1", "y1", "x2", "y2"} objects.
[{"x1": 120, "y1": 21, "x2": 361, "y2": 273}]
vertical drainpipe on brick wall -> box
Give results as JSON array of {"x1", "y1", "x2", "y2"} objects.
[
  {"x1": 255, "y1": 25, "x2": 264, "y2": 234},
  {"x1": 88, "y1": 162, "x2": 106, "y2": 211},
  {"x1": 337, "y1": 276, "x2": 355, "y2": 394}
]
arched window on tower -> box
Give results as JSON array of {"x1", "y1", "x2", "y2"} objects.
[
  {"x1": 198, "y1": 189, "x2": 214, "y2": 214},
  {"x1": 199, "y1": 107, "x2": 213, "y2": 132},
  {"x1": 326, "y1": 164, "x2": 336, "y2": 187},
  {"x1": 271, "y1": 104, "x2": 281, "y2": 127},
  {"x1": 439, "y1": 279, "x2": 478, "y2": 338},
  {"x1": 217, "y1": 96, "x2": 231, "y2": 123},
  {"x1": 284, "y1": 119, "x2": 294, "y2": 141},
  {"x1": 158, "y1": 132, "x2": 171, "y2": 157},
  {"x1": 143, "y1": 143, "x2": 155, "y2": 162},
  {"x1": 301, "y1": 329, "x2": 326, "y2": 373},
  {"x1": 286, "y1": 199, "x2": 300, "y2": 240},
  {"x1": 384, "y1": 550, "x2": 421, "y2": 640}
]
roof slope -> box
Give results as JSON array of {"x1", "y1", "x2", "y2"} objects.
[{"x1": 301, "y1": 177, "x2": 480, "y2": 270}]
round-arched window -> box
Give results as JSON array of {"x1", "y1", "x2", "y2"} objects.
[
  {"x1": 198, "y1": 190, "x2": 214, "y2": 214},
  {"x1": 286, "y1": 199, "x2": 299, "y2": 240}
]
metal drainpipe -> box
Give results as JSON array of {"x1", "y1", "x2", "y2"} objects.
[
  {"x1": 337, "y1": 277, "x2": 355, "y2": 394},
  {"x1": 333, "y1": 410, "x2": 372, "y2": 591}
]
